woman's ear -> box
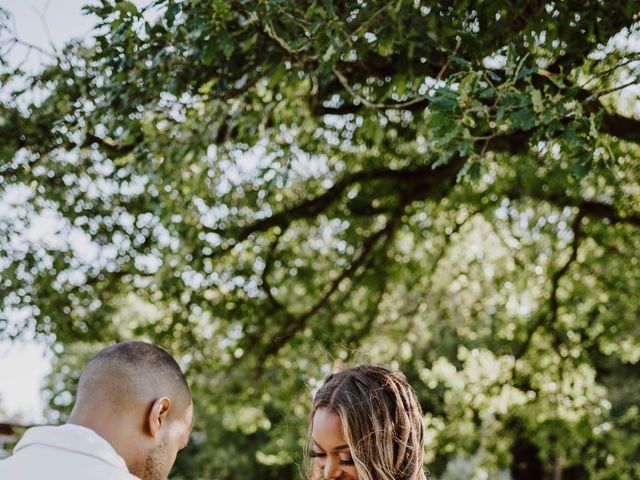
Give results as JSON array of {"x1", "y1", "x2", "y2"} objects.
[{"x1": 147, "y1": 397, "x2": 171, "y2": 438}]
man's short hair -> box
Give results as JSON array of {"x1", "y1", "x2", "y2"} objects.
[{"x1": 77, "y1": 341, "x2": 191, "y2": 413}]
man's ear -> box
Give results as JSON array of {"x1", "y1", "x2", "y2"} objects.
[{"x1": 147, "y1": 397, "x2": 171, "y2": 438}]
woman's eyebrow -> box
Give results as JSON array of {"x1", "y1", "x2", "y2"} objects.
[{"x1": 312, "y1": 441, "x2": 350, "y2": 451}]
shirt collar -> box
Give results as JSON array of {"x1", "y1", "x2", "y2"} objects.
[{"x1": 14, "y1": 423, "x2": 132, "y2": 473}]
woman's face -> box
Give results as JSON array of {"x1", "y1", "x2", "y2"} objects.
[{"x1": 311, "y1": 407, "x2": 359, "y2": 479}]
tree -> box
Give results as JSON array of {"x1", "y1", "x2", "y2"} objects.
[{"x1": 1, "y1": 1, "x2": 640, "y2": 478}]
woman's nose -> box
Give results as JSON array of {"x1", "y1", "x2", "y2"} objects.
[{"x1": 323, "y1": 458, "x2": 341, "y2": 478}]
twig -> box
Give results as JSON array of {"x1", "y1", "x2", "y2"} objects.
[
  {"x1": 514, "y1": 211, "x2": 583, "y2": 360},
  {"x1": 333, "y1": 67, "x2": 429, "y2": 110},
  {"x1": 261, "y1": 209, "x2": 403, "y2": 360},
  {"x1": 31, "y1": 0, "x2": 57, "y2": 55},
  {"x1": 352, "y1": 3, "x2": 392, "y2": 37},
  {"x1": 261, "y1": 229, "x2": 285, "y2": 311},
  {"x1": 398, "y1": 206, "x2": 482, "y2": 335},
  {"x1": 436, "y1": 38, "x2": 462, "y2": 82},
  {"x1": 2, "y1": 6, "x2": 56, "y2": 61},
  {"x1": 264, "y1": 19, "x2": 310, "y2": 55},
  {"x1": 579, "y1": 55, "x2": 640, "y2": 89},
  {"x1": 586, "y1": 77, "x2": 639, "y2": 102},
  {"x1": 11, "y1": 37, "x2": 56, "y2": 59}
]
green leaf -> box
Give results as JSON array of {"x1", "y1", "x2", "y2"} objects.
[
  {"x1": 510, "y1": 107, "x2": 536, "y2": 131},
  {"x1": 116, "y1": 1, "x2": 138, "y2": 17},
  {"x1": 572, "y1": 151, "x2": 593, "y2": 177},
  {"x1": 531, "y1": 89, "x2": 544, "y2": 113}
]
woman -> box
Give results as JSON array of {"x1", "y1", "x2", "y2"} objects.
[{"x1": 307, "y1": 364, "x2": 426, "y2": 480}]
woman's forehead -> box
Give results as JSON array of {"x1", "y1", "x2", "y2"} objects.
[{"x1": 312, "y1": 408, "x2": 348, "y2": 449}]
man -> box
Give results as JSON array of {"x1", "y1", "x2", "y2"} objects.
[{"x1": 0, "y1": 341, "x2": 193, "y2": 480}]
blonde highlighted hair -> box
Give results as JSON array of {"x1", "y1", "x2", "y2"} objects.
[{"x1": 306, "y1": 364, "x2": 426, "y2": 480}]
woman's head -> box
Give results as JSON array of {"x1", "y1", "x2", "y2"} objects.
[{"x1": 307, "y1": 365, "x2": 426, "y2": 480}]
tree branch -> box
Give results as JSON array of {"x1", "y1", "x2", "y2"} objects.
[
  {"x1": 600, "y1": 112, "x2": 640, "y2": 145},
  {"x1": 206, "y1": 156, "x2": 465, "y2": 244},
  {"x1": 396, "y1": 206, "x2": 483, "y2": 335},
  {"x1": 333, "y1": 66, "x2": 430, "y2": 110},
  {"x1": 259, "y1": 201, "x2": 406, "y2": 361},
  {"x1": 543, "y1": 195, "x2": 640, "y2": 228},
  {"x1": 261, "y1": 228, "x2": 286, "y2": 312},
  {"x1": 515, "y1": 211, "x2": 584, "y2": 360}
]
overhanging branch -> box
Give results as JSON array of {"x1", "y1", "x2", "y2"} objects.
[
  {"x1": 515, "y1": 211, "x2": 584, "y2": 360},
  {"x1": 206, "y1": 156, "x2": 465, "y2": 243},
  {"x1": 259, "y1": 211, "x2": 400, "y2": 361}
]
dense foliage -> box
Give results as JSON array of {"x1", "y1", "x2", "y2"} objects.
[{"x1": 2, "y1": 1, "x2": 640, "y2": 478}]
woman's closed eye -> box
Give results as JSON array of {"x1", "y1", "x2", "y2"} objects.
[{"x1": 311, "y1": 450, "x2": 354, "y2": 466}]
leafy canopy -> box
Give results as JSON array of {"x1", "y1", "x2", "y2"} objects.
[{"x1": 1, "y1": 1, "x2": 640, "y2": 478}]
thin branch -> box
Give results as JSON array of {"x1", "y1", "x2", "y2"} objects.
[
  {"x1": 264, "y1": 18, "x2": 312, "y2": 56},
  {"x1": 343, "y1": 277, "x2": 387, "y2": 348},
  {"x1": 261, "y1": 229, "x2": 286, "y2": 311},
  {"x1": 507, "y1": 189, "x2": 640, "y2": 228},
  {"x1": 397, "y1": 206, "x2": 482, "y2": 333},
  {"x1": 206, "y1": 157, "x2": 465, "y2": 245},
  {"x1": 549, "y1": 212, "x2": 583, "y2": 322},
  {"x1": 351, "y1": 3, "x2": 393, "y2": 37},
  {"x1": 260, "y1": 208, "x2": 403, "y2": 361},
  {"x1": 585, "y1": 77, "x2": 639, "y2": 102},
  {"x1": 81, "y1": 132, "x2": 138, "y2": 156},
  {"x1": 333, "y1": 67, "x2": 430, "y2": 110},
  {"x1": 436, "y1": 37, "x2": 462, "y2": 82},
  {"x1": 340, "y1": 197, "x2": 408, "y2": 347},
  {"x1": 515, "y1": 211, "x2": 583, "y2": 360},
  {"x1": 319, "y1": 64, "x2": 640, "y2": 145},
  {"x1": 310, "y1": 70, "x2": 318, "y2": 96},
  {"x1": 579, "y1": 55, "x2": 640, "y2": 89},
  {"x1": 10, "y1": 37, "x2": 56, "y2": 60},
  {"x1": 31, "y1": 0, "x2": 57, "y2": 55},
  {"x1": 1, "y1": 7, "x2": 56, "y2": 60}
]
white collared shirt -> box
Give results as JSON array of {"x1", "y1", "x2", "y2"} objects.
[{"x1": 0, "y1": 423, "x2": 140, "y2": 479}]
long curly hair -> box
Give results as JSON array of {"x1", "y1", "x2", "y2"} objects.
[{"x1": 306, "y1": 364, "x2": 426, "y2": 480}]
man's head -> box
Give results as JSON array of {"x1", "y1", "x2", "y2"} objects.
[{"x1": 68, "y1": 341, "x2": 193, "y2": 480}]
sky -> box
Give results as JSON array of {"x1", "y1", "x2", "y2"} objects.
[
  {"x1": 0, "y1": 340, "x2": 52, "y2": 422},
  {"x1": 0, "y1": 0, "x2": 97, "y2": 72},
  {"x1": 0, "y1": 0, "x2": 102, "y2": 423}
]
